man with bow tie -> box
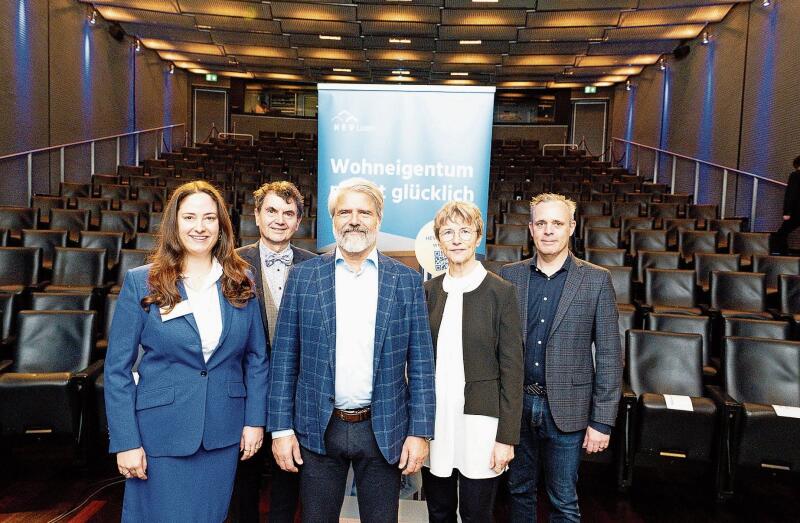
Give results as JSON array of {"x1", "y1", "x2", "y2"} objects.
[{"x1": 234, "y1": 181, "x2": 316, "y2": 522}]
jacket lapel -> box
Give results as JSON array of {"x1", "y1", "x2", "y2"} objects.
[
  {"x1": 515, "y1": 259, "x2": 534, "y2": 342},
  {"x1": 215, "y1": 281, "x2": 234, "y2": 351},
  {"x1": 548, "y1": 253, "x2": 585, "y2": 337},
  {"x1": 373, "y1": 253, "x2": 398, "y2": 371},
  {"x1": 317, "y1": 252, "x2": 337, "y2": 370},
  {"x1": 246, "y1": 243, "x2": 269, "y2": 332},
  {"x1": 177, "y1": 281, "x2": 202, "y2": 351}
]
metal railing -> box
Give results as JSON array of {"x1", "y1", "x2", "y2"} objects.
[
  {"x1": 218, "y1": 132, "x2": 254, "y2": 145},
  {"x1": 543, "y1": 143, "x2": 578, "y2": 154},
  {"x1": 0, "y1": 124, "x2": 185, "y2": 202},
  {"x1": 611, "y1": 137, "x2": 787, "y2": 232}
]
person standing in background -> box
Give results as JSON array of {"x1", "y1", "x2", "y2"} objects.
[
  {"x1": 234, "y1": 181, "x2": 316, "y2": 522},
  {"x1": 772, "y1": 155, "x2": 800, "y2": 255}
]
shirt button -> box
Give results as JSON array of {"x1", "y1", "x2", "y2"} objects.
[
  {"x1": 543, "y1": 297, "x2": 548, "y2": 301},
  {"x1": 541, "y1": 319, "x2": 545, "y2": 323},
  {"x1": 535, "y1": 362, "x2": 539, "y2": 366},
  {"x1": 200, "y1": 371, "x2": 207, "y2": 377},
  {"x1": 537, "y1": 341, "x2": 542, "y2": 345}
]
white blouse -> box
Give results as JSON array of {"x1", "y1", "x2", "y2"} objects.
[
  {"x1": 182, "y1": 258, "x2": 224, "y2": 363},
  {"x1": 427, "y1": 262, "x2": 501, "y2": 480}
]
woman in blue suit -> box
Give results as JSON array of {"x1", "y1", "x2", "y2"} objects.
[{"x1": 104, "y1": 180, "x2": 268, "y2": 522}]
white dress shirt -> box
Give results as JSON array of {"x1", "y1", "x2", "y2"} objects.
[
  {"x1": 182, "y1": 258, "x2": 224, "y2": 363},
  {"x1": 259, "y1": 241, "x2": 293, "y2": 307},
  {"x1": 427, "y1": 263, "x2": 501, "y2": 479},
  {"x1": 334, "y1": 247, "x2": 379, "y2": 409}
]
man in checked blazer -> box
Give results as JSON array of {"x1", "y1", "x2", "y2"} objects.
[
  {"x1": 234, "y1": 181, "x2": 316, "y2": 523},
  {"x1": 267, "y1": 177, "x2": 436, "y2": 523},
  {"x1": 500, "y1": 193, "x2": 623, "y2": 522}
]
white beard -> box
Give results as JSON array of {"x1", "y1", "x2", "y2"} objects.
[{"x1": 334, "y1": 226, "x2": 377, "y2": 254}]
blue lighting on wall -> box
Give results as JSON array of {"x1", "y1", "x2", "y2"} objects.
[
  {"x1": 697, "y1": 40, "x2": 717, "y2": 203},
  {"x1": 659, "y1": 67, "x2": 672, "y2": 151},
  {"x1": 624, "y1": 87, "x2": 635, "y2": 169},
  {"x1": 163, "y1": 68, "x2": 174, "y2": 152},
  {"x1": 752, "y1": 3, "x2": 778, "y2": 178},
  {"x1": 15, "y1": 0, "x2": 32, "y2": 148},
  {"x1": 82, "y1": 20, "x2": 93, "y2": 132}
]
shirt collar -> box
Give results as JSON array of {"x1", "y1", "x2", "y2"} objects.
[
  {"x1": 259, "y1": 240, "x2": 293, "y2": 260},
  {"x1": 531, "y1": 252, "x2": 571, "y2": 276},
  {"x1": 184, "y1": 257, "x2": 224, "y2": 291},
  {"x1": 335, "y1": 247, "x2": 378, "y2": 275}
]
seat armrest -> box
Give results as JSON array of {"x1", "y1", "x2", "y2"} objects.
[
  {"x1": 633, "y1": 300, "x2": 652, "y2": 314},
  {"x1": 73, "y1": 359, "x2": 105, "y2": 384},
  {"x1": 621, "y1": 381, "x2": 637, "y2": 405},
  {"x1": 705, "y1": 385, "x2": 740, "y2": 411},
  {"x1": 0, "y1": 360, "x2": 13, "y2": 373}
]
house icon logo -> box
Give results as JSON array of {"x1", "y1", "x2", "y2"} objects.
[{"x1": 331, "y1": 110, "x2": 373, "y2": 133}]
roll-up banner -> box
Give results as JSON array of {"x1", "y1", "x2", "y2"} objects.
[{"x1": 316, "y1": 84, "x2": 495, "y2": 273}]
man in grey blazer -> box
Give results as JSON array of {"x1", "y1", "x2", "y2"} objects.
[
  {"x1": 500, "y1": 193, "x2": 623, "y2": 522},
  {"x1": 233, "y1": 181, "x2": 316, "y2": 523}
]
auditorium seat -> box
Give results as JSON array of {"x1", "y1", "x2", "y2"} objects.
[
  {"x1": 577, "y1": 200, "x2": 606, "y2": 216},
  {"x1": 777, "y1": 275, "x2": 800, "y2": 333},
  {"x1": 723, "y1": 317, "x2": 791, "y2": 341},
  {"x1": 486, "y1": 244, "x2": 522, "y2": 263},
  {"x1": 31, "y1": 195, "x2": 65, "y2": 227},
  {"x1": 135, "y1": 186, "x2": 167, "y2": 213},
  {"x1": 611, "y1": 202, "x2": 642, "y2": 227},
  {"x1": 687, "y1": 204, "x2": 718, "y2": 229},
  {"x1": 709, "y1": 271, "x2": 771, "y2": 320},
  {"x1": 291, "y1": 238, "x2": 317, "y2": 253},
  {"x1": 646, "y1": 312, "x2": 716, "y2": 378},
  {"x1": 636, "y1": 250, "x2": 680, "y2": 284},
  {"x1": 494, "y1": 224, "x2": 530, "y2": 257},
  {"x1": 30, "y1": 291, "x2": 93, "y2": 311},
  {"x1": 0, "y1": 228, "x2": 7, "y2": 246},
  {"x1": 643, "y1": 268, "x2": 701, "y2": 315},
  {"x1": 0, "y1": 247, "x2": 41, "y2": 294},
  {"x1": 583, "y1": 227, "x2": 620, "y2": 251},
  {"x1": 50, "y1": 208, "x2": 90, "y2": 243},
  {"x1": 678, "y1": 230, "x2": 718, "y2": 266},
  {"x1": 649, "y1": 203, "x2": 680, "y2": 228},
  {"x1": 147, "y1": 212, "x2": 163, "y2": 233},
  {"x1": 665, "y1": 218, "x2": 697, "y2": 249},
  {"x1": 134, "y1": 233, "x2": 158, "y2": 252},
  {"x1": 629, "y1": 229, "x2": 667, "y2": 257},
  {"x1": 619, "y1": 330, "x2": 717, "y2": 489},
  {"x1": 585, "y1": 248, "x2": 626, "y2": 267},
  {"x1": 239, "y1": 215, "x2": 260, "y2": 238},
  {"x1": 21, "y1": 229, "x2": 68, "y2": 271},
  {"x1": 0, "y1": 207, "x2": 37, "y2": 242},
  {"x1": 117, "y1": 165, "x2": 144, "y2": 178},
  {"x1": 0, "y1": 293, "x2": 15, "y2": 352},
  {"x1": 709, "y1": 219, "x2": 743, "y2": 251},
  {"x1": 712, "y1": 337, "x2": 800, "y2": 499},
  {"x1": 100, "y1": 210, "x2": 138, "y2": 243},
  {"x1": 730, "y1": 232, "x2": 770, "y2": 268},
  {"x1": 80, "y1": 231, "x2": 124, "y2": 273},
  {"x1": 59, "y1": 182, "x2": 91, "y2": 199},
  {"x1": 0, "y1": 310, "x2": 101, "y2": 448},
  {"x1": 295, "y1": 218, "x2": 316, "y2": 239},
  {"x1": 120, "y1": 200, "x2": 152, "y2": 232},
  {"x1": 75, "y1": 197, "x2": 110, "y2": 228},
  {"x1": 751, "y1": 255, "x2": 800, "y2": 298},
  {"x1": 98, "y1": 184, "x2": 130, "y2": 203},
  {"x1": 507, "y1": 200, "x2": 531, "y2": 215},
  {"x1": 503, "y1": 213, "x2": 530, "y2": 225},
  {"x1": 694, "y1": 253, "x2": 741, "y2": 294},
  {"x1": 577, "y1": 215, "x2": 612, "y2": 242},
  {"x1": 111, "y1": 250, "x2": 150, "y2": 294},
  {"x1": 44, "y1": 247, "x2": 107, "y2": 294},
  {"x1": 620, "y1": 216, "x2": 654, "y2": 243}
]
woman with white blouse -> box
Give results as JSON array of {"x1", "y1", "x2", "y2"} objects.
[
  {"x1": 423, "y1": 201, "x2": 524, "y2": 522},
  {"x1": 104, "y1": 181, "x2": 268, "y2": 522}
]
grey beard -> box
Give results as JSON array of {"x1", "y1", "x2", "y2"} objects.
[{"x1": 334, "y1": 227, "x2": 376, "y2": 253}]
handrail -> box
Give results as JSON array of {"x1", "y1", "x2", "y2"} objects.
[
  {"x1": 612, "y1": 137, "x2": 786, "y2": 186},
  {"x1": 543, "y1": 143, "x2": 578, "y2": 153},
  {"x1": 0, "y1": 123, "x2": 185, "y2": 161},
  {"x1": 218, "y1": 132, "x2": 254, "y2": 145}
]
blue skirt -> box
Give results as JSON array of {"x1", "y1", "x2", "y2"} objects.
[{"x1": 121, "y1": 444, "x2": 239, "y2": 523}]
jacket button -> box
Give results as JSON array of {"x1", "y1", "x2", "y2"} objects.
[{"x1": 200, "y1": 371, "x2": 207, "y2": 377}]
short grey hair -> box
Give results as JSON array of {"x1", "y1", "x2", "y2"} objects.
[
  {"x1": 530, "y1": 193, "x2": 577, "y2": 220},
  {"x1": 327, "y1": 177, "x2": 384, "y2": 219}
]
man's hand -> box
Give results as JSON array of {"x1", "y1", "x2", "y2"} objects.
[
  {"x1": 489, "y1": 442, "x2": 514, "y2": 474},
  {"x1": 272, "y1": 434, "x2": 303, "y2": 473},
  {"x1": 582, "y1": 426, "x2": 610, "y2": 454},
  {"x1": 398, "y1": 436, "x2": 429, "y2": 475}
]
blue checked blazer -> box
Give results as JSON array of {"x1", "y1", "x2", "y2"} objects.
[
  {"x1": 500, "y1": 253, "x2": 623, "y2": 432},
  {"x1": 267, "y1": 251, "x2": 436, "y2": 464}
]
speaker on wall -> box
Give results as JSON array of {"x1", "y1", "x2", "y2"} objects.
[{"x1": 673, "y1": 44, "x2": 691, "y2": 60}]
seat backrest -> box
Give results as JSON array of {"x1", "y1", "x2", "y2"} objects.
[
  {"x1": 584, "y1": 227, "x2": 620, "y2": 250},
  {"x1": 607, "y1": 265, "x2": 633, "y2": 304},
  {"x1": 611, "y1": 201, "x2": 642, "y2": 219},
  {"x1": 50, "y1": 208, "x2": 90, "y2": 235},
  {"x1": 296, "y1": 217, "x2": 316, "y2": 239},
  {"x1": 637, "y1": 250, "x2": 679, "y2": 283},
  {"x1": 687, "y1": 204, "x2": 718, "y2": 220},
  {"x1": 116, "y1": 250, "x2": 149, "y2": 286},
  {"x1": 752, "y1": 255, "x2": 800, "y2": 291},
  {"x1": 80, "y1": 232, "x2": 124, "y2": 267},
  {"x1": 694, "y1": 253, "x2": 741, "y2": 288},
  {"x1": 709, "y1": 218, "x2": 743, "y2": 248},
  {"x1": 710, "y1": 271, "x2": 766, "y2": 312},
  {"x1": 30, "y1": 292, "x2": 93, "y2": 311},
  {"x1": 665, "y1": 218, "x2": 697, "y2": 244},
  {"x1": 75, "y1": 197, "x2": 110, "y2": 216},
  {"x1": 239, "y1": 215, "x2": 260, "y2": 237},
  {"x1": 0, "y1": 293, "x2": 14, "y2": 341},
  {"x1": 99, "y1": 184, "x2": 130, "y2": 201},
  {"x1": 120, "y1": 199, "x2": 152, "y2": 215},
  {"x1": 100, "y1": 210, "x2": 138, "y2": 241},
  {"x1": 0, "y1": 247, "x2": 40, "y2": 286},
  {"x1": 0, "y1": 228, "x2": 7, "y2": 246},
  {"x1": 486, "y1": 244, "x2": 522, "y2": 262},
  {"x1": 626, "y1": 330, "x2": 704, "y2": 397},
  {"x1": 51, "y1": 247, "x2": 106, "y2": 287},
  {"x1": 21, "y1": 229, "x2": 68, "y2": 267},
  {"x1": 578, "y1": 201, "x2": 606, "y2": 216},
  {"x1": 730, "y1": 232, "x2": 770, "y2": 261},
  {"x1": 12, "y1": 310, "x2": 96, "y2": 373},
  {"x1": 645, "y1": 268, "x2": 696, "y2": 308},
  {"x1": 678, "y1": 230, "x2": 717, "y2": 261},
  {"x1": 31, "y1": 196, "x2": 65, "y2": 220},
  {"x1": 134, "y1": 233, "x2": 158, "y2": 251},
  {"x1": 648, "y1": 202, "x2": 679, "y2": 219},
  {"x1": 148, "y1": 212, "x2": 163, "y2": 233},
  {"x1": 59, "y1": 182, "x2": 91, "y2": 198},
  {"x1": 646, "y1": 312, "x2": 712, "y2": 365},
  {"x1": 779, "y1": 274, "x2": 800, "y2": 314},
  {"x1": 495, "y1": 224, "x2": 529, "y2": 246},
  {"x1": 620, "y1": 216, "x2": 654, "y2": 238},
  {"x1": 724, "y1": 337, "x2": 800, "y2": 406},
  {"x1": 507, "y1": 200, "x2": 530, "y2": 215},
  {"x1": 585, "y1": 248, "x2": 626, "y2": 268},
  {"x1": 0, "y1": 207, "x2": 37, "y2": 234},
  {"x1": 723, "y1": 317, "x2": 791, "y2": 340},
  {"x1": 503, "y1": 212, "x2": 530, "y2": 225},
  {"x1": 630, "y1": 229, "x2": 667, "y2": 256}
]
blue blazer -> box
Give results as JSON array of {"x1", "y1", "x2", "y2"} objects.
[
  {"x1": 267, "y1": 251, "x2": 436, "y2": 464},
  {"x1": 104, "y1": 265, "x2": 269, "y2": 457}
]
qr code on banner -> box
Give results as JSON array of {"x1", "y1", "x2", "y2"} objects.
[{"x1": 433, "y1": 249, "x2": 448, "y2": 272}]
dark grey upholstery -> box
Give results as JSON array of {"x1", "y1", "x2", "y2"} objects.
[
  {"x1": 694, "y1": 253, "x2": 741, "y2": 292},
  {"x1": 80, "y1": 231, "x2": 124, "y2": 272},
  {"x1": 0, "y1": 247, "x2": 41, "y2": 294},
  {"x1": 678, "y1": 230, "x2": 717, "y2": 265},
  {"x1": 45, "y1": 247, "x2": 106, "y2": 293},
  {"x1": 585, "y1": 248, "x2": 626, "y2": 267},
  {"x1": 486, "y1": 244, "x2": 522, "y2": 262},
  {"x1": 21, "y1": 229, "x2": 68, "y2": 271},
  {"x1": 646, "y1": 312, "x2": 714, "y2": 375},
  {"x1": 644, "y1": 268, "x2": 701, "y2": 314},
  {"x1": 629, "y1": 228, "x2": 667, "y2": 256},
  {"x1": 30, "y1": 292, "x2": 93, "y2": 311},
  {"x1": 710, "y1": 271, "x2": 770, "y2": 318},
  {"x1": 636, "y1": 250, "x2": 680, "y2": 284}
]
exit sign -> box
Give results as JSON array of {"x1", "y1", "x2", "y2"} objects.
[
  {"x1": 205, "y1": 73, "x2": 218, "y2": 82},
  {"x1": 584, "y1": 86, "x2": 597, "y2": 94}
]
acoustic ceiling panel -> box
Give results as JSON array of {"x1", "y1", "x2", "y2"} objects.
[
  {"x1": 302, "y1": 58, "x2": 367, "y2": 69},
  {"x1": 437, "y1": 25, "x2": 518, "y2": 40},
  {"x1": 441, "y1": 9, "x2": 527, "y2": 26},
  {"x1": 503, "y1": 55, "x2": 577, "y2": 67},
  {"x1": 122, "y1": 23, "x2": 214, "y2": 43},
  {"x1": 363, "y1": 36, "x2": 437, "y2": 51},
  {"x1": 86, "y1": 0, "x2": 180, "y2": 13},
  {"x1": 435, "y1": 53, "x2": 503, "y2": 65},
  {"x1": 436, "y1": 40, "x2": 510, "y2": 54},
  {"x1": 518, "y1": 27, "x2": 606, "y2": 42},
  {"x1": 535, "y1": 0, "x2": 637, "y2": 9},
  {"x1": 365, "y1": 49, "x2": 434, "y2": 62},
  {"x1": 360, "y1": 21, "x2": 437, "y2": 37},
  {"x1": 176, "y1": 0, "x2": 271, "y2": 19},
  {"x1": 576, "y1": 54, "x2": 661, "y2": 66},
  {"x1": 236, "y1": 56, "x2": 304, "y2": 68},
  {"x1": 211, "y1": 31, "x2": 290, "y2": 47},
  {"x1": 194, "y1": 15, "x2": 281, "y2": 33},
  {"x1": 356, "y1": 5, "x2": 441, "y2": 23},
  {"x1": 367, "y1": 59, "x2": 431, "y2": 69},
  {"x1": 510, "y1": 42, "x2": 589, "y2": 55},
  {"x1": 157, "y1": 51, "x2": 231, "y2": 64},
  {"x1": 566, "y1": 65, "x2": 644, "y2": 77},
  {"x1": 605, "y1": 24, "x2": 707, "y2": 42},
  {"x1": 297, "y1": 48, "x2": 365, "y2": 60},
  {"x1": 270, "y1": 2, "x2": 357, "y2": 22},
  {"x1": 620, "y1": 5, "x2": 733, "y2": 27},
  {"x1": 444, "y1": 0, "x2": 530, "y2": 7},
  {"x1": 637, "y1": 0, "x2": 747, "y2": 8},
  {"x1": 431, "y1": 63, "x2": 498, "y2": 73},
  {"x1": 290, "y1": 34, "x2": 364, "y2": 49},
  {"x1": 222, "y1": 45, "x2": 297, "y2": 59},
  {"x1": 354, "y1": 0, "x2": 442, "y2": 6},
  {"x1": 526, "y1": 9, "x2": 621, "y2": 28},
  {"x1": 279, "y1": 19, "x2": 361, "y2": 36},
  {"x1": 498, "y1": 65, "x2": 565, "y2": 75},
  {"x1": 96, "y1": 6, "x2": 196, "y2": 28},
  {"x1": 587, "y1": 40, "x2": 681, "y2": 55},
  {"x1": 141, "y1": 38, "x2": 223, "y2": 55}
]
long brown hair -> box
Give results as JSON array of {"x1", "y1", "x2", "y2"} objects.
[{"x1": 142, "y1": 180, "x2": 254, "y2": 312}]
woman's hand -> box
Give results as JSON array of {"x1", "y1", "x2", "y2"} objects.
[
  {"x1": 240, "y1": 426, "x2": 264, "y2": 461},
  {"x1": 489, "y1": 442, "x2": 514, "y2": 474},
  {"x1": 118, "y1": 447, "x2": 148, "y2": 480}
]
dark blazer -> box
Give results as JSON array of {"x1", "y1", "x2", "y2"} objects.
[
  {"x1": 267, "y1": 251, "x2": 436, "y2": 464},
  {"x1": 424, "y1": 270, "x2": 524, "y2": 445},
  {"x1": 104, "y1": 265, "x2": 268, "y2": 457},
  {"x1": 500, "y1": 253, "x2": 623, "y2": 433},
  {"x1": 784, "y1": 170, "x2": 800, "y2": 216},
  {"x1": 235, "y1": 241, "x2": 316, "y2": 346}
]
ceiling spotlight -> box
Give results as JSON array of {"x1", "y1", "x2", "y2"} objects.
[
  {"x1": 389, "y1": 38, "x2": 411, "y2": 44},
  {"x1": 625, "y1": 80, "x2": 631, "y2": 91},
  {"x1": 319, "y1": 35, "x2": 341, "y2": 41},
  {"x1": 702, "y1": 31, "x2": 710, "y2": 45},
  {"x1": 88, "y1": 9, "x2": 98, "y2": 25},
  {"x1": 169, "y1": 64, "x2": 175, "y2": 75},
  {"x1": 659, "y1": 57, "x2": 666, "y2": 71},
  {"x1": 762, "y1": 0, "x2": 771, "y2": 6},
  {"x1": 333, "y1": 68, "x2": 351, "y2": 73},
  {"x1": 134, "y1": 39, "x2": 141, "y2": 52},
  {"x1": 459, "y1": 40, "x2": 482, "y2": 45},
  {"x1": 450, "y1": 72, "x2": 469, "y2": 76},
  {"x1": 391, "y1": 70, "x2": 410, "y2": 75}
]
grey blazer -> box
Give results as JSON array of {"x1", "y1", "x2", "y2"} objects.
[
  {"x1": 500, "y1": 253, "x2": 623, "y2": 432},
  {"x1": 236, "y1": 241, "x2": 316, "y2": 349},
  {"x1": 424, "y1": 271, "x2": 524, "y2": 445}
]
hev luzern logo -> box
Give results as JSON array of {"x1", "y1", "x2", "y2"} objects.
[{"x1": 331, "y1": 110, "x2": 373, "y2": 132}]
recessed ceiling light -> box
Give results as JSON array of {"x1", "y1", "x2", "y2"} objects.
[
  {"x1": 196, "y1": 24, "x2": 212, "y2": 31},
  {"x1": 459, "y1": 40, "x2": 482, "y2": 45},
  {"x1": 319, "y1": 35, "x2": 341, "y2": 41},
  {"x1": 333, "y1": 68, "x2": 351, "y2": 72},
  {"x1": 392, "y1": 70, "x2": 410, "y2": 75},
  {"x1": 389, "y1": 38, "x2": 411, "y2": 44},
  {"x1": 472, "y1": 0, "x2": 499, "y2": 3},
  {"x1": 450, "y1": 72, "x2": 469, "y2": 76}
]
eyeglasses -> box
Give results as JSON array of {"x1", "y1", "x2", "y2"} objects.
[{"x1": 439, "y1": 228, "x2": 477, "y2": 242}]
